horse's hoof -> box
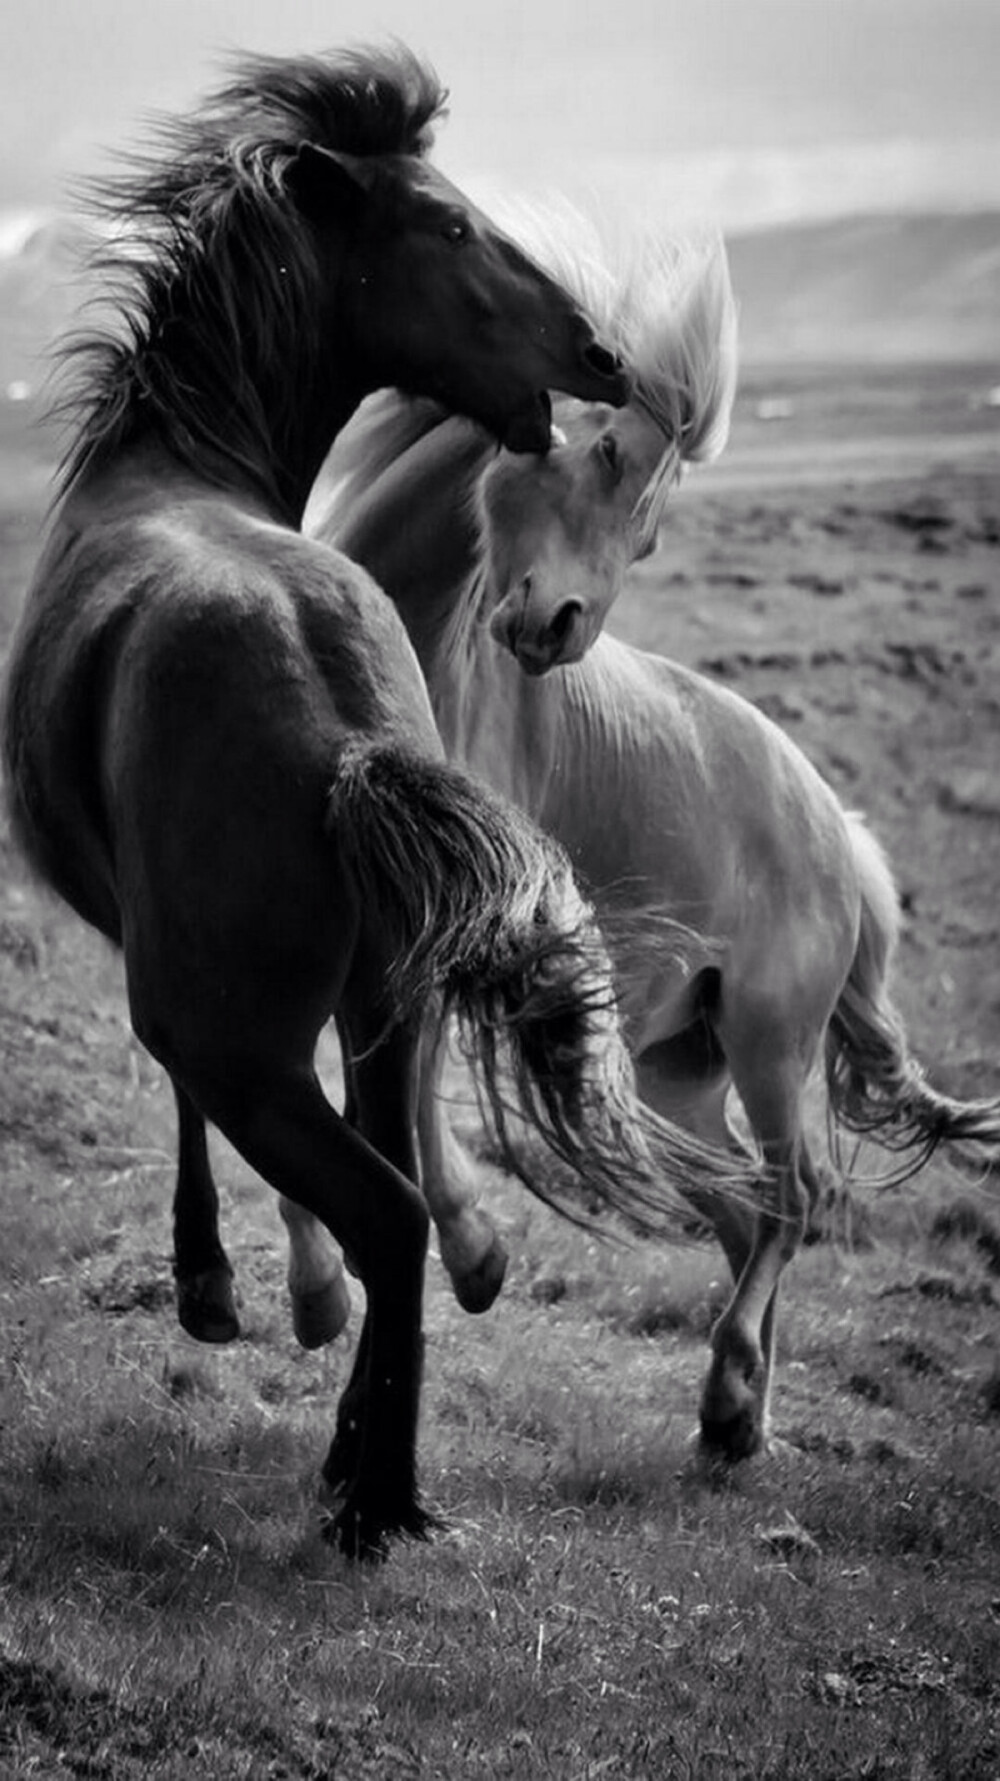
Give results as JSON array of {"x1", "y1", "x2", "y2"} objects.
[
  {"x1": 318, "y1": 1487, "x2": 441, "y2": 1563},
  {"x1": 450, "y1": 1236, "x2": 508, "y2": 1314},
  {"x1": 176, "y1": 1268, "x2": 240, "y2": 1344},
  {"x1": 698, "y1": 1403, "x2": 766, "y2": 1463},
  {"x1": 291, "y1": 1274, "x2": 351, "y2": 1349}
]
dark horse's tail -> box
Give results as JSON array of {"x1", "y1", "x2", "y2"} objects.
[
  {"x1": 825, "y1": 813, "x2": 1000, "y2": 1180},
  {"x1": 328, "y1": 740, "x2": 753, "y2": 1233}
]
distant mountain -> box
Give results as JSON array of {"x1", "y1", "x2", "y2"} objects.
[
  {"x1": 1, "y1": 209, "x2": 998, "y2": 405},
  {"x1": 726, "y1": 212, "x2": 1000, "y2": 365}
]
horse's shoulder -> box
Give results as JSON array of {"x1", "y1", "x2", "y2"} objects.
[{"x1": 244, "y1": 526, "x2": 432, "y2": 724}]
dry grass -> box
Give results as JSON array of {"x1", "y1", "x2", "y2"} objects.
[
  {"x1": 1, "y1": 891, "x2": 998, "y2": 1778},
  {"x1": 1, "y1": 378, "x2": 998, "y2": 1776}
]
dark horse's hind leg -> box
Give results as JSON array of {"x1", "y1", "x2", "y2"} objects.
[
  {"x1": 319, "y1": 1012, "x2": 441, "y2": 1551},
  {"x1": 171, "y1": 1078, "x2": 240, "y2": 1343},
  {"x1": 185, "y1": 1019, "x2": 433, "y2": 1561}
]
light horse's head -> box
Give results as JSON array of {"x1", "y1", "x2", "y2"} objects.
[{"x1": 478, "y1": 231, "x2": 738, "y2": 671}]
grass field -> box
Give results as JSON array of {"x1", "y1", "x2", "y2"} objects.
[{"x1": 0, "y1": 365, "x2": 998, "y2": 1778}]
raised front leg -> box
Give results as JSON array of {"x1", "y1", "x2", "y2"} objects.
[
  {"x1": 416, "y1": 1012, "x2": 508, "y2": 1313},
  {"x1": 171, "y1": 1078, "x2": 240, "y2": 1344}
]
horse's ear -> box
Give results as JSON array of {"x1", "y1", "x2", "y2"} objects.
[{"x1": 286, "y1": 144, "x2": 373, "y2": 220}]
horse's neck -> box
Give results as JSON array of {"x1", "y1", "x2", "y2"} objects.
[
  {"x1": 351, "y1": 421, "x2": 494, "y2": 664},
  {"x1": 327, "y1": 421, "x2": 563, "y2": 816},
  {"x1": 129, "y1": 260, "x2": 367, "y2": 525},
  {"x1": 432, "y1": 618, "x2": 567, "y2": 818}
]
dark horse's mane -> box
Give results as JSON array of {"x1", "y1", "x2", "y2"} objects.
[{"x1": 56, "y1": 45, "x2": 447, "y2": 509}]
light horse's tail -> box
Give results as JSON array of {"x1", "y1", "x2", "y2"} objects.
[
  {"x1": 825, "y1": 812, "x2": 1000, "y2": 1178},
  {"x1": 329, "y1": 740, "x2": 752, "y2": 1232}
]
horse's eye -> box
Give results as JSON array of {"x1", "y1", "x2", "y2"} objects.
[
  {"x1": 597, "y1": 431, "x2": 621, "y2": 480},
  {"x1": 441, "y1": 215, "x2": 470, "y2": 246}
]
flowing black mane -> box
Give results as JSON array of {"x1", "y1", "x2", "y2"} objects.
[{"x1": 57, "y1": 45, "x2": 447, "y2": 509}]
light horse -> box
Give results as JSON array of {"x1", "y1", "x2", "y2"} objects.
[
  {"x1": 309, "y1": 231, "x2": 1000, "y2": 1460},
  {"x1": 1, "y1": 48, "x2": 749, "y2": 1560}
]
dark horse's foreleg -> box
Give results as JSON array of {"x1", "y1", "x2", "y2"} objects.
[{"x1": 172, "y1": 1078, "x2": 240, "y2": 1344}]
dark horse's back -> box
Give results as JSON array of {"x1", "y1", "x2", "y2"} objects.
[{"x1": 2, "y1": 451, "x2": 443, "y2": 1017}]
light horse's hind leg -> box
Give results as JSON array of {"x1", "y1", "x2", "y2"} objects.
[
  {"x1": 415, "y1": 1009, "x2": 509, "y2": 1313},
  {"x1": 634, "y1": 1029, "x2": 757, "y2": 1285},
  {"x1": 635, "y1": 1027, "x2": 817, "y2": 1458}
]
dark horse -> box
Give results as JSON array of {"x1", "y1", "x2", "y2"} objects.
[{"x1": 0, "y1": 47, "x2": 745, "y2": 1559}]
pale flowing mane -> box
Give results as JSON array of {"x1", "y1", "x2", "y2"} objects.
[
  {"x1": 488, "y1": 194, "x2": 739, "y2": 464},
  {"x1": 317, "y1": 196, "x2": 739, "y2": 531},
  {"x1": 311, "y1": 197, "x2": 739, "y2": 554}
]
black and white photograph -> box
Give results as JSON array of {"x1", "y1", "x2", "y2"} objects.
[{"x1": 0, "y1": 3, "x2": 997, "y2": 1775}]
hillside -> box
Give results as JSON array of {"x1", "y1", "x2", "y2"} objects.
[
  {"x1": 727, "y1": 211, "x2": 1000, "y2": 365},
  {"x1": 1, "y1": 210, "x2": 999, "y2": 403}
]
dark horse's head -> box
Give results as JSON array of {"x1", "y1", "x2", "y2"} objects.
[
  {"x1": 59, "y1": 45, "x2": 628, "y2": 512},
  {"x1": 286, "y1": 137, "x2": 629, "y2": 451}
]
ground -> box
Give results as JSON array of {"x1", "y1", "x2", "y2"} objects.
[{"x1": 0, "y1": 362, "x2": 997, "y2": 1779}]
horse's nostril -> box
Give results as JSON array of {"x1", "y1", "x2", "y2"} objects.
[
  {"x1": 548, "y1": 599, "x2": 582, "y2": 646},
  {"x1": 582, "y1": 341, "x2": 621, "y2": 380},
  {"x1": 521, "y1": 572, "x2": 533, "y2": 601}
]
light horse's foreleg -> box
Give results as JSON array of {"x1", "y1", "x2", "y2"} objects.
[{"x1": 415, "y1": 1007, "x2": 509, "y2": 1313}]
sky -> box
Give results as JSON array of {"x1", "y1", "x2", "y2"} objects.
[{"x1": 2, "y1": 0, "x2": 999, "y2": 247}]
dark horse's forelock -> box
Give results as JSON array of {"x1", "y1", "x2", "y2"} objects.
[
  {"x1": 207, "y1": 44, "x2": 447, "y2": 160},
  {"x1": 56, "y1": 44, "x2": 448, "y2": 508}
]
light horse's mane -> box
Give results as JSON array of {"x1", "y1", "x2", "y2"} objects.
[
  {"x1": 490, "y1": 198, "x2": 739, "y2": 463},
  {"x1": 56, "y1": 44, "x2": 447, "y2": 508},
  {"x1": 322, "y1": 199, "x2": 739, "y2": 536}
]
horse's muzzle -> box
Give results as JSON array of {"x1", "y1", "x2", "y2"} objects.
[
  {"x1": 489, "y1": 589, "x2": 585, "y2": 674},
  {"x1": 502, "y1": 391, "x2": 553, "y2": 454},
  {"x1": 582, "y1": 341, "x2": 629, "y2": 401},
  {"x1": 573, "y1": 327, "x2": 630, "y2": 407}
]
